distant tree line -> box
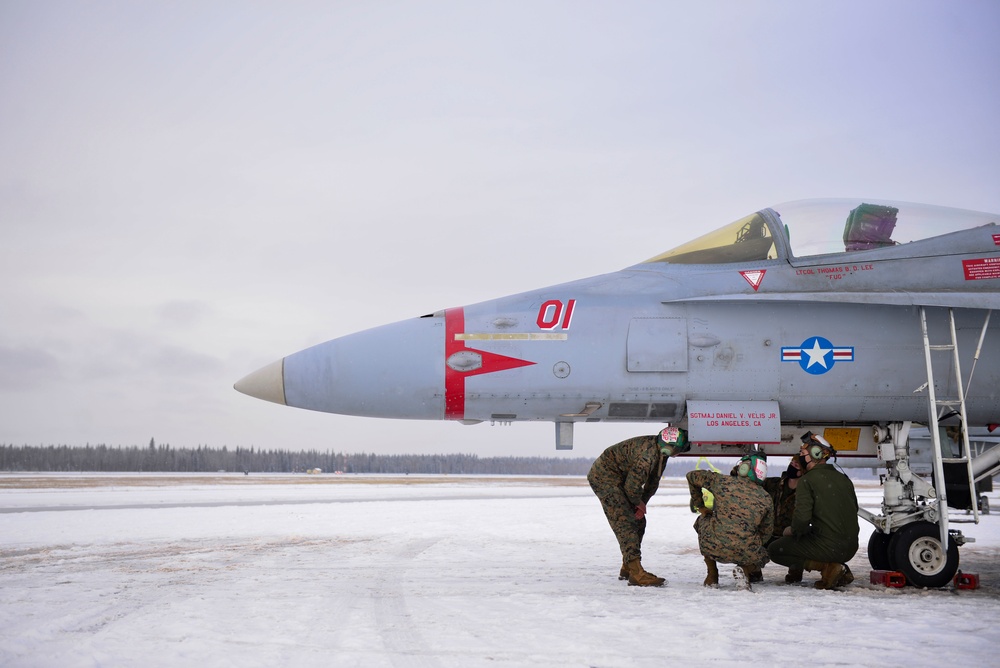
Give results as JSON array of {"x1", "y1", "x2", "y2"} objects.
[
  {"x1": 0, "y1": 441, "x2": 594, "y2": 474},
  {"x1": 0, "y1": 441, "x2": 726, "y2": 476}
]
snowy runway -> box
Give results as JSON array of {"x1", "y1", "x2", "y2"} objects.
[{"x1": 2, "y1": 474, "x2": 998, "y2": 667}]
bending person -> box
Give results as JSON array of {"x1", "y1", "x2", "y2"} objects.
[{"x1": 588, "y1": 427, "x2": 689, "y2": 587}]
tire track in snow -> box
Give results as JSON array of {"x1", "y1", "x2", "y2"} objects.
[{"x1": 373, "y1": 537, "x2": 442, "y2": 668}]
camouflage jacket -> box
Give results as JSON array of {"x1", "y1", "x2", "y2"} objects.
[
  {"x1": 789, "y1": 463, "x2": 860, "y2": 555},
  {"x1": 687, "y1": 470, "x2": 774, "y2": 567},
  {"x1": 762, "y1": 475, "x2": 797, "y2": 539},
  {"x1": 587, "y1": 435, "x2": 667, "y2": 507}
]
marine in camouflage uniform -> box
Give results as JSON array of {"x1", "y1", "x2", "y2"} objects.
[
  {"x1": 687, "y1": 468, "x2": 774, "y2": 574},
  {"x1": 757, "y1": 456, "x2": 803, "y2": 582},
  {"x1": 762, "y1": 456, "x2": 803, "y2": 544},
  {"x1": 588, "y1": 434, "x2": 671, "y2": 586}
]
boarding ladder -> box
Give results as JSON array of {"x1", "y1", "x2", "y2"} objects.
[{"x1": 919, "y1": 307, "x2": 979, "y2": 546}]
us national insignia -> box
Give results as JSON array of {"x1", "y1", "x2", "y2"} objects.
[{"x1": 781, "y1": 336, "x2": 854, "y2": 375}]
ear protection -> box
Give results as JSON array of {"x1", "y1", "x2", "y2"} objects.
[
  {"x1": 738, "y1": 458, "x2": 753, "y2": 477},
  {"x1": 658, "y1": 426, "x2": 690, "y2": 453},
  {"x1": 800, "y1": 431, "x2": 834, "y2": 461},
  {"x1": 737, "y1": 453, "x2": 768, "y2": 483}
]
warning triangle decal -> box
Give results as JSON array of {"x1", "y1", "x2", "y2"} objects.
[{"x1": 740, "y1": 270, "x2": 766, "y2": 291}]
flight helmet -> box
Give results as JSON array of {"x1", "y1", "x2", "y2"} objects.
[
  {"x1": 736, "y1": 453, "x2": 768, "y2": 484},
  {"x1": 800, "y1": 431, "x2": 836, "y2": 461},
  {"x1": 657, "y1": 426, "x2": 690, "y2": 455}
]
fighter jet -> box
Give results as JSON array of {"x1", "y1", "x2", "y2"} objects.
[{"x1": 236, "y1": 198, "x2": 1000, "y2": 587}]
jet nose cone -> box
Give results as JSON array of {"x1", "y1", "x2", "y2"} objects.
[{"x1": 234, "y1": 359, "x2": 287, "y2": 405}]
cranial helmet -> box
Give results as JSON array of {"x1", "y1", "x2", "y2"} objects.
[
  {"x1": 736, "y1": 453, "x2": 768, "y2": 484},
  {"x1": 800, "y1": 431, "x2": 835, "y2": 461},
  {"x1": 657, "y1": 426, "x2": 690, "y2": 454}
]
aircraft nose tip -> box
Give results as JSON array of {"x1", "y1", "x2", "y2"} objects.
[{"x1": 234, "y1": 359, "x2": 287, "y2": 405}]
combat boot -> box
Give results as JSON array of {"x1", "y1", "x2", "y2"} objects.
[
  {"x1": 625, "y1": 558, "x2": 666, "y2": 587},
  {"x1": 836, "y1": 564, "x2": 854, "y2": 587},
  {"x1": 703, "y1": 557, "x2": 719, "y2": 587},
  {"x1": 619, "y1": 557, "x2": 628, "y2": 581},
  {"x1": 803, "y1": 559, "x2": 821, "y2": 571},
  {"x1": 784, "y1": 567, "x2": 803, "y2": 583},
  {"x1": 742, "y1": 565, "x2": 763, "y2": 583},
  {"x1": 813, "y1": 562, "x2": 846, "y2": 590}
]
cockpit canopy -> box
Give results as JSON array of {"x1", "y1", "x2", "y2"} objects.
[{"x1": 644, "y1": 199, "x2": 999, "y2": 265}]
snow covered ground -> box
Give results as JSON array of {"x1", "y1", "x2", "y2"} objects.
[{"x1": 1, "y1": 473, "x2": 998, "y2": 668}]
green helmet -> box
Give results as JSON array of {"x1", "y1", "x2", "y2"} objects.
[
  {"x1": 657, "y1": 426, "x2": 689, "y2": 454},
  {"x1": 736, "y1": 453, "x2": 768, "y2": 484}
]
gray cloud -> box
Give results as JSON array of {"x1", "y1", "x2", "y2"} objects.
[
  {"x1": 157, "y1": 300, "x2": 212, "y2": 328},
  {"x1": 0, "y1": 345, "x2": 64, "y2": 391}
]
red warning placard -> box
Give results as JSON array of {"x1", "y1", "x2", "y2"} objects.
[{"x1": 963, "y1": 258, "x2": 1000, "y2": 281}]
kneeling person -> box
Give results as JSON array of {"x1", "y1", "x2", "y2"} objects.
[
  {"x1": 687, "y1": 453, "x2": 774, "y2": 589},
  {"x1": 766, "y1": 432, "x2": 859, "y2": 590}
]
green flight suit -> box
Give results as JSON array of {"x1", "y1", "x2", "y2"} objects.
[{"x1": 767, "y1": 462, "x2": 859, "y2": 569}]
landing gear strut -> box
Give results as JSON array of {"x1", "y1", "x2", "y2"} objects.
[{"x1": 864, "y1": 421, "x2": 966, "y2": 587}]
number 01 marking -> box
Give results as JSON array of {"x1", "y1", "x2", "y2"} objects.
[{"x1": 536, "y1": 299, "x2": 576, "y2": 330}]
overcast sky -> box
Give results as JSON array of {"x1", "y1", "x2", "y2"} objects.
[{"x1": 2, "y1": 1, "x2": 998, "y2": 458}]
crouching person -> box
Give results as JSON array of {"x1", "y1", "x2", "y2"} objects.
[
  {"x1": 588, "y1": 427, "x2": 689, "y2": 587},
  {"x1": 766, "y1": 432, "x2": 859, "y2": 590},
  {"x1": 687, "y1": 453, "x2": 774, "y2": 590},
  {"x1": 758, "y1": 454, "x2": 805, "y2": 583}
]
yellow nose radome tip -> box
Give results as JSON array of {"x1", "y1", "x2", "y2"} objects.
[{"x1": 234, "y1": 359, "x2": 286, "y2": 405}]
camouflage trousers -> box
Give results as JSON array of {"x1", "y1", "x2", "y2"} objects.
[
  {"x1": 588, "y1": 478, "x2": 646, "y2": 562},
  {"x1": 693, "y1": 515, "x2": 769, "y2": 568}
]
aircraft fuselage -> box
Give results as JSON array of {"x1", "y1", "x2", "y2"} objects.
[{"x1": 236, "y1": 199, "x2": 1000, "y2": 452}]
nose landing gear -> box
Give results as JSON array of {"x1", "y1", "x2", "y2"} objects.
[
  {"x1": 865, "y1": 421, "x2": 967, "y2": 588},
  {"x1": 887, "y1": 521, "x2": 960, "y2": 588}
]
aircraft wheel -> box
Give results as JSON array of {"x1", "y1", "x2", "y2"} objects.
[
  {"x1": 980, "y1": 495, "x2": 990, "y2": 515},
  {"x1": 867, "y1": 531, "x2": 892, "y2": 571},
  {"x1": 888, "y1": 521, "x2": 959, "y2": 588}
]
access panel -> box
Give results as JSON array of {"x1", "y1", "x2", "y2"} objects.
[{"x1": 626, "y1": 318, "x2": 688, "y2": 372}]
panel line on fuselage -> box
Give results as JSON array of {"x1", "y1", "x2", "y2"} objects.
[{"x1": 455, "y1": 333, "x2": 568, "y2": 341}]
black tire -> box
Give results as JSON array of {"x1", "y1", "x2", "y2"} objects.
[
  {"x1": 888, "y1": 521, "x2": 960, "y2": 588},
  {"x1": 980, "y1": 496, "x2": 990, "y2": 515},
  {"x1": 867, "y1": 531, "x2": 893, "y2": 571}
]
